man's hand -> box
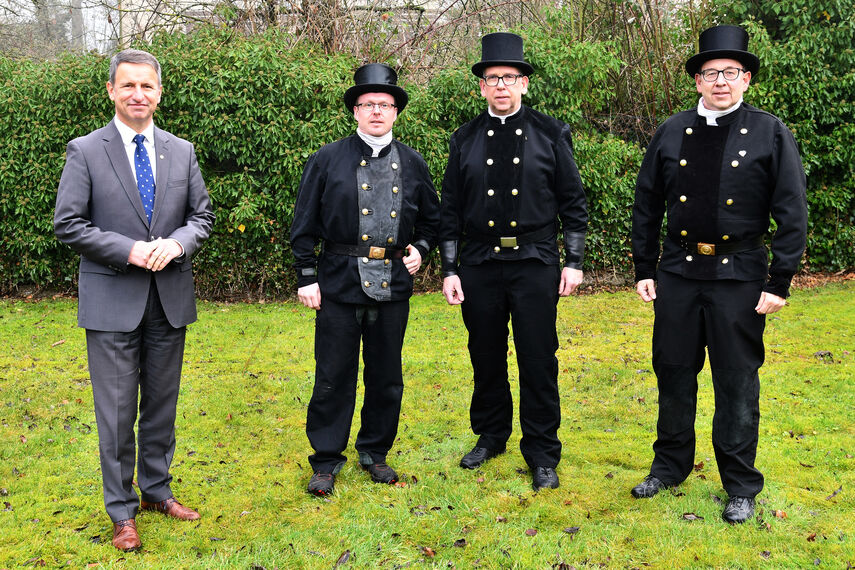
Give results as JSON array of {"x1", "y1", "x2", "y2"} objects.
[
  {"x1": 755, "y1": 291, "x2": 786, "y2": 314},
  {"x1": 636, "y1": 279, "x2": 656, "y2": 303},
  {"x1": 298, "y1": 283, "x2": 322, "y2": 310},
  {"x1": 128, "y1": 240, "x2": 158, "y2": 269},
  {"x1": 403, "y1": 244, "x2": 422, "y2": 275},
  {"x1": 146, "y1": 238, "x2": 182, "y2": 272},
  {"x1": 443, "y1": 275, "x2": 464, "y2": 305},
  {"x1": 559, "y1": 267, "x2": 583, "y2": 297}
]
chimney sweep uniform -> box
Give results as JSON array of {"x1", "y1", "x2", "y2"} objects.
[
  {"x1": 440, "y1": 33, "x2": 587, "y2": 480},
  {"x1": 291, "y1": 64, "x2": 440, "y2": 489},
  {"x1": 630, "y1": 25, "x2": 807, "y2": 522}
]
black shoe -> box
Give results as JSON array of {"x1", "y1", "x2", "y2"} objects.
[
  {"x1": 631, "y1": 474, "x2": 668, "y2": 498},
  {"x1": 532, "y1": 466, "x2": 559, "y2": 491},
  {"x1": 459, "y1": 446, "x2": 504, "y2": 469},
  {"x1": 722, "y1": 496, "x2": 755, "y2": 524},
  {"x1": 361, "y1": 462, "x2": 398, "y2": 484},
  {"x1": 307, "y1": 472, "x2": 335, "y2": 496}
]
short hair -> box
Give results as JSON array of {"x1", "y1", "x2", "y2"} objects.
[{"x1": 109, "y1": 49, "x2": 162, "y2": 86}]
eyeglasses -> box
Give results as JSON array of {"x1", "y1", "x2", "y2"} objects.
[
  {"x1": 482, "y1": 74, "x2": 524, "y2": 87},
  {"x1": 698, "y1": 67, "x2": 746, "y2": 82},
  {"x1": 355, "y1": 102, "x2": 397, "y2": 113}
]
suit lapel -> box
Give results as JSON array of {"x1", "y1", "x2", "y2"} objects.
[
  {"x1": 151, "y1": 127, "x2": 171, "y2": 228},
  {"x1": 103, "y1": 122, "x2": 150, "y2": 227}
]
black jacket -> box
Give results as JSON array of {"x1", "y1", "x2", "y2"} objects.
[
  {"x1": 632, "y1": 103, "x2": 807, "y2": 297},
  {"x1": 439, "y1": 106, "x2": 587, "y2": 274},
  {"x1": 290, "y1": 135, "x2": 440, "y2": 303}
]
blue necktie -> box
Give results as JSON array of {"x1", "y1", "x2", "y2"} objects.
[{"x1": 133, "y1": 134, "x2": 156, "y2": 222}]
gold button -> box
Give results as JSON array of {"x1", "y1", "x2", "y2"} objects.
[
  {"x1": 363, "y1": 281, "x2": 370, "y2": 287},
  {"x1": 381, "y1": 281, "x2": 388, "y2": 288},
  {"x1": 392, "y1": 162, "x2": 398, "y2": 170},
  {"x1": 686, "y1": 255, "x2": 693, "y2": 262},
  {"x1": 360, "y1": 159, "x2": 367, "y2": 166},
  {"x1": 486, "y1": 158, "x2": 493, "y2": 165},
  {"x1": 488, "y1": 220, "x2": 495, "y2": 227},
  {"x1": 390, "y1": 211, "x2": 397, "y2": 218},
  {"x1": 516, "y1": 129, "x2": 522, "y2": 135},
  {"x1": 731, "y1": 160, "x2": 739, "y2": 167},
  {"x1": 513, "y1": 157, "x2": 520, "y2": 164},
  {"x1": 361, "y1": 183, "x2": 370, "y2": 190},
  {"x1": 679, "y1": 195, "x2": 687, "y2": 202},
  {"x1": 392, "y1": 186, "x2": 399, "y2": 193},
  {"x1": 740, "y1": 128, "x2": 748, "y2": 134},
  {"x1": 726, "y1": 198, "x2": 733, "y2": 205},
  {"x1": 361, "y1": 234, "x2": 369, "y2": 241},
  {"x1": 362, "y1": 208, "x2": 369, "y2": 215},
  {"x1": 685, "y1": 128, "x2": 693, "y2": 135},
  {"x1": 722, "y1": 258, "x2": 729, "y2": 264},
  {"x1": 511, "y1": 189, "x2": 518, "y2": 196},
  {"x1": 493, "y1": 246, "x2": 501, "y2": 253},
  {"x1": 387, "y1": 237, "x2": 394, "y2": 244},
  {"x1": 510, "y1": 221, "x2": 517, "y2": 227},
  {"x1": 362, "y1": 257, "x2": 369, "y2": 263},
  {"x1": 487, "y1": 189, "x2": 494, "y2": 196},
  {"x1": 679, "y1": 159, "x2": 687, "y2": 166},
  {"x1": 680, "y1": 230, "x2": 687, "y2": 236},
  {"x1": 487, "y1": 129, "x2": 494, "y2": 136},
  {"x1": 722, "y1": 235, "x2": 730, "y2": 241},
  {"x1": 384, "y1": 259, "x2": 390, "y2": 265}
]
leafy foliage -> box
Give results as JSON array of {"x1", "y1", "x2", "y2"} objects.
[{"x1": 0, "y1": 3, "x2": 852, "y2": 296}]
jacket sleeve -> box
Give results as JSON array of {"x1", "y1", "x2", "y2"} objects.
[
  {"x1": 631, "y1": 124, "x2": 668, "y2": 282},
  {"x1": 54, "y1": 139, "x2": 136, "y2": 271},
  {"x1": 411, "y1": 156, "x2": 441, "y2": 259},
  {"x1": 555, "y1": 124, "x2": 587, "y2": 269},
  {"x1": 439, "y1": 135, "x2": 463, "y2": 276},
  {"x1": 290, "y1": 152, "x2": 325, "y2": 288},
  {"x1": 165, "y1": 144, "x2": 215, "y2": 259},
  {"x1": 764, "y1": 122, "x2": 807, "y2": 297}
]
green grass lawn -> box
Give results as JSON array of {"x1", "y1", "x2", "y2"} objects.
[{"x1": 1, "y1": 283, "x2": 853, "y2": 568}]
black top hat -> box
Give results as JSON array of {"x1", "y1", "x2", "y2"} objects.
[
  {"x1": 343, "y1": 63, "x2": 408, "y2": 112},
  {"x1": 471, "y1": 32, "x2": 534, "y2": 78},
  {"x1": 685, "y1": 25, "x2": 759, "y2": 77}
]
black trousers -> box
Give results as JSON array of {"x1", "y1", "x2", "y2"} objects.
[
  {"x1": 459, "y1": 259, "x2": 562, "y2": 468},
  {"x1": 306, "y1": 298, "x2": 409, "y2": 473},
  {"x1": 86, "y1": 279, "x2": 185, "y2": 522},
  {"x1": 650, "y1": 271, "x2": 766, "y2": 497}
]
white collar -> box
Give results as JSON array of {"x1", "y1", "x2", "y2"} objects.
[
  {"x1": 696, "y1": 97, "x2": 742, "y2": 126},
  {"x1": 488, "y1": 105, "x2": 521, "y2": 124},
  {"x1": 356, "y1": 129, "x2": 393, "y2": 157}
]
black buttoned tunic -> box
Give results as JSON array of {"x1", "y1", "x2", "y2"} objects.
[{"x1": 631, "y1": 103, "x2": 807, "y2": 497}]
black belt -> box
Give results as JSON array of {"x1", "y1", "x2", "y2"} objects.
[
  {"x1": 324, "y1": 241, "x2": 405, "y2": 259},
  {"x1": 464, "y1": 223, "x2": 557, "y2": 249},
  {"x1": 682, "y1": 236, "x2": 765, "y2": 256}
]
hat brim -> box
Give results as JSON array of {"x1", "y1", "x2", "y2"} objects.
[
  {"x1": 343, "y1": 84, "x2": 408, "y2": 112},
  {"x1": 685, "y1": 50, "x2": 759, "y2": 77},
  {"x1": 472, "y1": 60, "x2": 534, "y2": 78}
]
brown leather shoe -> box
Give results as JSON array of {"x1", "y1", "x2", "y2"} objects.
[
  {"x1": 112, "y1": 519, "x2": 141, "y2": 551},
  {"x1": 140, "y1": 497, "x2": 200, "y2": 521}
]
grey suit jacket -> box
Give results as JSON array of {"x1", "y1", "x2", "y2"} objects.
[{"x1": 54, "y1": 121, "x2": 215, "y2": 332}]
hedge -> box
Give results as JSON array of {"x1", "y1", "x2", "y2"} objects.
[{"x1": 0, "y1": 17, "x2": 851, "y2": 297}]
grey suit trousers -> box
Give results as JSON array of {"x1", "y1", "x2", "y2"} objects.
[{"x1": 86, "y1": 279, "x2": 186, "y2": 522}]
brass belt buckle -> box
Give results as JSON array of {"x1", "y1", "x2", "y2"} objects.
[
  {"x1": 500, "y1": 236, "x2": 518, "y2": 248},
  {"x1": 697, "y1": 242, "x2": 715, "y2": 256},
  {"x1": 368, "y1": 246, "x2": 386, "y2": 259}
]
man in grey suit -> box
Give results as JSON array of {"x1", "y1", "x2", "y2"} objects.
[{"x1": 54, "y1": 49, "x2": 214, "y2": 551}]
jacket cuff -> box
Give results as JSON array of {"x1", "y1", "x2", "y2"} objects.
[
  {"x1": 296, "y1": 267, "x2": 318, "y2": 288},
  {"x1": 413, "y1": 239, "x2": 430, "y2": 260},
  {"x1": 764, "y1": 273, "x2": 792, "y2": 299},
  {"x1": 440, "y1": 240, "x2": 458, "y2": 277},
  {"x1": 562, "y1": 231, "x2": 585, "y2": 270}
]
